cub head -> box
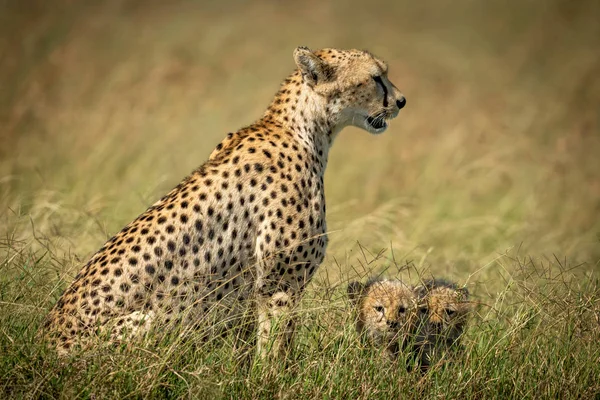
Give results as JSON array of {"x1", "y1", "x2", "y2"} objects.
[
  {"x1": 415, "y1": 279, "x2": 471, "y2": 345},
  {"x1": 348, "y1": 279, "x2": 417, "y2": 344},
  {"x1": 293, "y1": 46, "x2": 406, "y2": 135}
]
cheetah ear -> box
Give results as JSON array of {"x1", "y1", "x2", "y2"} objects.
[
  {"x1": 293, "y1": 46, "x2": 329, "y2": 86},
  {"x1": 347, "y1": 281, "x2": 365, "y2": 304}
]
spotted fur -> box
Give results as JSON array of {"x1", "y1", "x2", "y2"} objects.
[{"x1": 39, "y1": 47, "x2": 406, "y2": 357}]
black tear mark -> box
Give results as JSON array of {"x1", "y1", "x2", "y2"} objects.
[{"x1": 373, "y1": 76, "x2": 388, "y2": 107}]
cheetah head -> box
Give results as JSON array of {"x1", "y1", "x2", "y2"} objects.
[
  {"x1": 415, "y1": 279, "x2": 471, "y2": 345},
  {"x1": 348, "y1": 279, "x2": 417, "y2": 344},
  {"x1": 293, "y1": 47, "x2": 406, "y2": 135}
]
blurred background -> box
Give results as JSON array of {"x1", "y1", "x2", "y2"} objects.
[{"x1": 1, "y1": 0, "x2": 599, "y2": 290}]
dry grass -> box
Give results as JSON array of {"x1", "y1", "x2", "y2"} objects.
[{"x1": 1, "y1": 0, "x2": 599, "y2": 398}]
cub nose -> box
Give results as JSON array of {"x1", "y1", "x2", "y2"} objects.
[
  {"x1": 431, "y1": 321, "x2": 444, "y2": 333},
  {"x1": 396, "y1": 97, "x2": 406, "y2": 109},
  {"x1": 387, "y1": 321, "x2": 401, "y2": 330}
]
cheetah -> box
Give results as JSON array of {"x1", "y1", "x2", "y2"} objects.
[
  {"x1": 347, "y1": 279, "x2": 418, "y2": 360},
  {"x1": 39, "y1": 46, "x2": 406, "y2": 358},
  {"x1": 414, "y1": 279, "x2": 471, "y2": 370}
]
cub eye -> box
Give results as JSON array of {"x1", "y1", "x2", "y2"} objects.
[
  {"x1": 372, "y1": 76, "x2": 385, "y2": 92},
  {"x1": 374, "y1": 305, "x2": 385, "y2": 313},
  {"x1": 398, "y1": 306, "x2": 406, "y2": 314},
  {"x1": 445, "y1": 309, "x2": 456, "y2": 316}
]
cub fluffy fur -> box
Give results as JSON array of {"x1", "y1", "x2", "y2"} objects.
[{"x1": 347, "y1": 279, "x2": 419, "y2": 360}]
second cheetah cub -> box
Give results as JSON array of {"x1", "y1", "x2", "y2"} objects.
[
  {"x1": 414, "y1": 279, "x2": 471, "y2": 369},
  {"x1": 347, "y1": 279, "x2": 418, "y2": 360}
]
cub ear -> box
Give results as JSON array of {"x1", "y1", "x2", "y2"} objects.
[
  {"x1": 457, "y1": 286, "x2": 469, "y2": 300},
  {"x1": 413, "y1": 284, "x2": 427, "y2": 298},
  {"x1": 347, "y1": 281, "x2": 365, "y2": 304},
  {"x1": 293, "y1": 46, "x2": 329, "y2": 86}
]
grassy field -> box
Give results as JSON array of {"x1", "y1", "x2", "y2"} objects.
[{"x1": 1, "y1": 0, "x2": 599, "y2": 398}]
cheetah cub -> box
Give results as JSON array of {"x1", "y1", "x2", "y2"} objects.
[
  {"x1": 414, "y1": 279, "x2": 471, "y2": 369},
  {"x1": 347, "y1": 279, "x2": 418, "y2": 360},
  {"x1": 39, "y1": 47, "x2": 406, "y2": 358}
]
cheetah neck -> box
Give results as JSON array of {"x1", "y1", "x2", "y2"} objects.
[{"x1": 261, "y1": 71, "x2": 336, "y2": 165}]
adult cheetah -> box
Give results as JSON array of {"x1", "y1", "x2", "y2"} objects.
[
  {"x1": 40, "y1": 47, "x2": 406, "y2": 358},
  {"x1": 347, "y1": 279, "x2": 419, "y2": 360}
]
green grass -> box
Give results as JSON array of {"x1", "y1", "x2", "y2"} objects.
[
  {"x1": 1, "y1": 0, "x2": 600, "y2": 398},
  {"x1": 2, "y1": 245, "x2": 600, "y2": 398}
]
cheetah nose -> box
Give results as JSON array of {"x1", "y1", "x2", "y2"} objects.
[
  {"x1": 396, "y1": 97, "x2": 406, "y2": 110},
  {"x1": 388, "y1": 321, "x2": 401, "y2": 330}
]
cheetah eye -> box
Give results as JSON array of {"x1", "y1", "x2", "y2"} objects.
[
  {"x1": 374, "y1": 305, "x2": 384, "y2": 313},
  {"x1": 398, "y1": 306, "x2": 406, "y2": 314},
  {"x1": 445, "y1": 309, "x2": 456, "y2": 316},
  {"x1": 372, "y1": 76, "x2": 385, "y2": 93}
]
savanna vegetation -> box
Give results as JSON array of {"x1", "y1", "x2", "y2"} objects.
[{"x1": 1, "y1": 0, "x2": 599, "y2": 398}]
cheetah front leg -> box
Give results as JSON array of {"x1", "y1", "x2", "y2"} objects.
[
  {"x1": 253, "y1": 240, "x2": 301, "y2": 360},
  {"x1": 256, "y1": 291, "x2": 297, "y2": 360},
  {"x1": 253, "y1": 227, "x2": 323, "y2": 361}
]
